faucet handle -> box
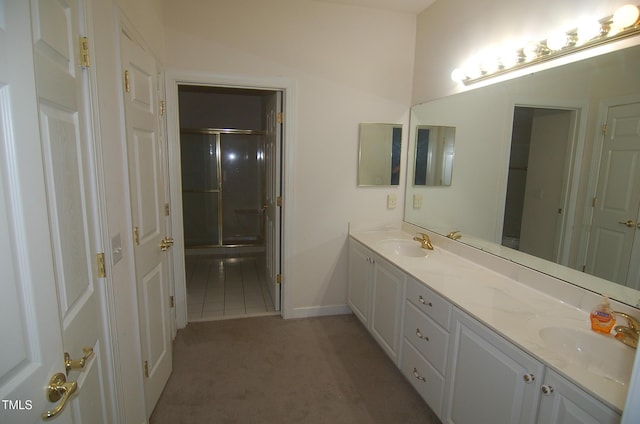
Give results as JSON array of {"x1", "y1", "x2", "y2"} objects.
[
  {"x1": 613, "y1": 311, "x2": 640, "y2": 331},
  {"x1": 446, "y1": 230, "x2": 461, "y2": 240}
]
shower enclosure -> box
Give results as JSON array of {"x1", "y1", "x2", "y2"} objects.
[{"x1": 181, "y1": 128, "x2": 265, "y2": 248}]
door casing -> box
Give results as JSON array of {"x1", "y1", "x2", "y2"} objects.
[{"x1": 165, "y1": 72, "x2": 297, "y2": 326}]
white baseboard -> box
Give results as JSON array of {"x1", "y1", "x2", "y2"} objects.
[{"x1": 290, "y1": 304, "x2": 352, "y2": 319}]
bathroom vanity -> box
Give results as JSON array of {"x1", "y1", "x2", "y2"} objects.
[{"x1": 348, "y1": 222, "x2": 635, "y2": 423}]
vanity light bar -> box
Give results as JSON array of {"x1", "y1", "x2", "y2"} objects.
[{"x1": 451, "y1": 4, "x2": 640, "y2": 85}]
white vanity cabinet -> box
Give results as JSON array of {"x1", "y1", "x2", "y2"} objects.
[
  {"x1": 443, "y1": 309, "x2": 544, "y2": 424},
  {"x1": 537, "y1": 369, "x2": 621, "y2": 424},
  {"x1": 400, "y1": 277, "x2": 452, "y2": 416},
  {"x1": 348, "y1": 239, "x2": 404, "y2": 364}
]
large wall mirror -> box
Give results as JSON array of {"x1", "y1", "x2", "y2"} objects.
[
  {"x1": 405, "y1": 42, "x2": 640, "y2": 309},
  {"x1": 358, "y1": 123, "x2": 402, "y2": 186}
]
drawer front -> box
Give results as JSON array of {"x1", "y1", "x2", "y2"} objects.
[
  {"x1": 406, "y1": 277, "x2": 451, "y2": 330},
  {"x1": 403, "y1": 301, "x2": 449, "y2": 374},
  {"x1": 401, "y1": 339, "x2": 445, "y2": 417}
]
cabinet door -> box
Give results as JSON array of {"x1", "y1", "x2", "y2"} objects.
[
  {"x1": 444, "y1": 310, "x2": 543, "y2": 424},
  {"x1": 537, "y1": 369, "x2": 620, "y2": 424},
  {"x1": 348, "y1": 240, "x2": 372, "y2": 326},
  {"x1": 370, "y1": 257, "x2": 405, "y2": 363}
]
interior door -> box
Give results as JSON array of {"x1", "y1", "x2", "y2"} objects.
[
  {"x1": 586, "y1": 102, "x2": 640, "y2": 285},
  {"x1": 120, "y1": 30, "x2": 173, "y2": 416},
  {"x1": 264, "y1": 92, "x2": 282, "y2": 310},
  {"x1": 0, "y1": 0, "x2": 112, "y2": 422}
]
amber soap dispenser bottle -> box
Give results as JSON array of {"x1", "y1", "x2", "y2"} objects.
[{"x1": 590, "y1": 295, "x2": 616, "y2": 334}]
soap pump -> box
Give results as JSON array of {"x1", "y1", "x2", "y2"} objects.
[{"x1": 590, "y1": 294, "x2": 616, "y2": 334}]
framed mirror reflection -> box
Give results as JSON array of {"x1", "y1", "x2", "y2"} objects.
[
  {"x1": 414, "y1": 125, "x2": 456, "y2": 186},
  {"x1": 358, "y1": 123, "x2": 402, "y2": 186}
]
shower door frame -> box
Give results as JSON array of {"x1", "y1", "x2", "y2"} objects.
[{"x1": 181, "y1": 127, "x2": 266, "y2": 248}]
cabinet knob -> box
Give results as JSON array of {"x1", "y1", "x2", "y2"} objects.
[
  {"x1": 412, "y1": 367, "x2": 427, "y2": 383},
  {"x1": 523, "y1": 373, "x2": 536, "y2": 383},
  {"x1": 418, "y1": 295, "x2": 433, "y2": 307},
  {"x1": 415, "y1": 328, "x2": 430, "y2": 341},
  {"x1": 541, "y1": 385, "x2": 554, "y2": 395}
]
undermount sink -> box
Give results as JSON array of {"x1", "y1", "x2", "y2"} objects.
[
  {"x1": 377, "y1": 239, "x2": 428, "y2": 257},
  {"x1": 539, "y1": 326, "x2": 635, "y2": 386}
]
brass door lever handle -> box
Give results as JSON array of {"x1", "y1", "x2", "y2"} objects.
[
  {"x1": 64, "y1": 347, "x2": 94, "y2": 374},
  {"x1": 42, "y1": 373, "x2": 78, "y2": 420},
  {"x1": 160, "y1": 236, "x2": 174, "y2": 251}
]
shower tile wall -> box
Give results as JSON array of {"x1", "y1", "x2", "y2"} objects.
[{"x1": 186, "y1": 254, "x2": 276, "y2": 321}]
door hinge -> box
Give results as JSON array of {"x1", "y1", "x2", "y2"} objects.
[
  {"x1": 592, "y1": 197, "x2": 597, "y2": 207},
  {"x1": 96, "y1": 253, "x2": 106, "y2": 278},
  {"x1": 165, "y1": 203, "x2": 170, "y2": 216},
  {"x1": 602, "y1": 124, "x2": 607, "y2": 135},
  {"x1": 582, "y1": 265, "x2": 586, "y2": 272},
  {"x1": 133, "y1": 226, "x2": 140, "y2": 245},
  {"x1": 160, "y1": 100, "x2": 165, "y2": 116},
  {"x1": 557, "y1": 208, "x2": 562, "y2": 214},
  {"x1": 124, "y1": 69, "x2": 130, "y2": 93},
  {"x1": 143, "y1": 360, "x2": 149, "y2": 378},
  {"x1": 276, "y1": 196, "x2": 282, "y2": 207},
  {"x1": 277, "y1": 112, "x2": 284, "y2": 124},
  {"x1": 276, "y1": 274, "x2": 282, "y2": 284},
  {"x1": 79, "y1": 37, "x2": 90, "y2": 68},
  {"x1": 170, "y1": 295, "x2": 174, "y2": 308}
]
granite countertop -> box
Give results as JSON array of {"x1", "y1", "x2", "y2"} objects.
[{"x1": 349, "y1": 224, "x2": 634, "y2": 413}]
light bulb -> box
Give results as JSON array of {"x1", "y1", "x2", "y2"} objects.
[
  {"x1": 612, "y1": 4, "x2": 640, "y2": 29},
  {"x1": 546, "y1": 31, "x2": 568, "y2": 51},
  {"x1": 450, "y1": 68, "x2": 466, "y2": 83},
  {"x1": 523, "y1": 41, "x2": 541, "y2": 61},
  {"x1": 576, "y1": 20, "x2": 602, "y2": 44}
]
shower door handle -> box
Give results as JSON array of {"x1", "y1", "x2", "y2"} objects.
[{"x1": 160, "y1": 236, "x2": 174, "y2": 251}]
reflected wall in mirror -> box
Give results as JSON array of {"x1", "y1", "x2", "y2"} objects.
[
  {"x1": 405, "y1": 43, "x2": 640, "y2": 309},
  {"x1": 358, "y1": 123, "x2": 402, "y2": 186},
  {"x1": 414, "y1": 125, "x2": 456, "y2": 186}
]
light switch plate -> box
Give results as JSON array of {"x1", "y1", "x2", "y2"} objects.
[
  {"x1": 413, "y1": 194, "x2": 422, "y2": 209},
  {"x1": 387, "y1": 194, "x2": 397, "y2": 209}
]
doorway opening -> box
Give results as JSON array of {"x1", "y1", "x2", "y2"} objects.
[
  {"x1": 502, "y1": 106, "x2": 577, "y2": 263},
  {"x1": 177, "y1": 85, "x2": 282, "y2": 321}
]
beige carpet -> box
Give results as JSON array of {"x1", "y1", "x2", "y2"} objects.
[{"x1": 150, "y1": 314, "x2": 441, "y2": 423}]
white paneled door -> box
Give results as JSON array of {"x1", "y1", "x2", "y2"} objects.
[
  {"x1": 120, "y1": 31, "x2": 173, "y2": 417},
  {"x1": 0, "y1": 0, "x2": 112, "y2": 423},
  {"x1": 264, "y1": 92, "x2": 282, "y2": 311},
  {"x1": 587, "y1": 102, "x2": 640, "y2": 288}
]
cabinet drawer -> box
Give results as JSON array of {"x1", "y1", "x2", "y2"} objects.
[
  {"x1": 401, "y1": 339, "x2": 445, "y2": 417},
  {"x1": 403, "y1": 301, "x2": 449, "y2": 374},
  {"x1": 406, "y1": 277, "x2": 451, "y2": 330}
]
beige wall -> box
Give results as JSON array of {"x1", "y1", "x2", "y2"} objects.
[
  {"x1": 413, "y1": 0, "x2": 636, "y2": 103},
  {"x1": 163, "y1": 0, "x2": 416, "y2": 316}
]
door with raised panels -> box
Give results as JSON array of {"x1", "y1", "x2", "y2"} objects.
[
  {"x1": 264, "y1": 92, "x2": 282, "y2": 311},
  {"x1": 120, "y1": 30, "x2": 173, "y2": 417},
  {"x1": 0, "y1": 0, "x2": 112, "y2": 422},
  {"x1": 586, "y1": 102, "x2": 640, "y2": 288}
]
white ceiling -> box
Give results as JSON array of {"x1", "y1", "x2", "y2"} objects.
[{"x1": 311, "y1": 0, "x2": 437, "y2": 14}]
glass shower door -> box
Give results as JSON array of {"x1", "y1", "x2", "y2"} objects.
[
  {"x1": 220, "y1": 133, "x2": 264, "y2": 245},
  {"x1": 181, "y1": 131, "x2": 221, "y2": 247}
]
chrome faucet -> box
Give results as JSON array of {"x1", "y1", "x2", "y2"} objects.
[
  {"x1": 446, "y1": 230, "x2": 462, "y2": 240},
  {"x1": 612, "y1": 311, "x2": 640, "y2": 349},
  {"x1": 413, "y1": 233, "x2": 434, "y2": 250}
]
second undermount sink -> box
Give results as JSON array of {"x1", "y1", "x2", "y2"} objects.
[
  {"x1": 377, "y1": 239, "x2": 428, "y2": 257},
  {"x1": 539, "y1": 326, "x2": 635, "y2": 386}
]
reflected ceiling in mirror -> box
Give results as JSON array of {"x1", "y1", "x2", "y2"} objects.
[
  {"x1": 358, "y1": 123, "x2": 402, "y2": 186},
  {"x1": 414, "y1": 125, "x2": 455, "y2": 187},
  {"x1": 405, "y1": 42, "x2": 640, "y2": 309}
]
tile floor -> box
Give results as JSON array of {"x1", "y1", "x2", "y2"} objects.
[{"x1": 186, "y1": 253, "x2": 277, "y2": 322}]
